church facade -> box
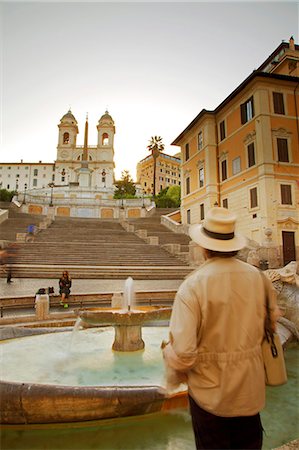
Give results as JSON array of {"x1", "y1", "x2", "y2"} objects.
[
  {"x1": 55, "y1": 110, "x2": 115, "y2": 191},
  {"x1": 0, "y1": 109, "x2": 116, "y2": 194}
]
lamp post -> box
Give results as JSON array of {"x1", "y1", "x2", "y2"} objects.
[
  {"x1": 49, "y1": 182, "x2": 54, "y2": 207},
  {"x1": 120, "y1": 186, "x2": 124, "y2": 209},
  {"x1": 23, "y1": 183, "x2": 27, "y2": 204}
]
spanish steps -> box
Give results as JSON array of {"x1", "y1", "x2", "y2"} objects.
[{"x1": 0, "y1": 203, "x2": 192, "y2": 279}]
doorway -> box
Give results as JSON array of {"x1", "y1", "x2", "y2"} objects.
[{"x1": 282, "y1": 231, "x2": 296, "y2": 265}]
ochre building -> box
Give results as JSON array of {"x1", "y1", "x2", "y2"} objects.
[
  {"x1": 172, "y1": 37, "x2": 299, "y2": 265},
  {"x1": 137, "y1": 152, "x2": 181, "y2": 195}
]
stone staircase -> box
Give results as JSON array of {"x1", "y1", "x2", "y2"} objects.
[
  {"x1": 126, "y1": 208, "x2": 191, "y2": 262},
  {"x1": 0, "y1": 202, "x2": 44, "y2": 242},
  {"x1": 0, "y1": 205, "x2": 192, "y2": 279}
]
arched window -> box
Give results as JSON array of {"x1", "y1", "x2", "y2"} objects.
[
  {"x1": 102, "y1": 133, "x2": 109, "y2": 145},
  {"x1": 63, "y1": 132, "x2": 70, "y2": 144},
  {"x1": 77, "y1": 155, "x2": 82, "y2": 161}
]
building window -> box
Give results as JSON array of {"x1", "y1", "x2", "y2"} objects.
[
  {"x1": 33, "y1": 179, "x2": 37, "y2": 187},
  {"x1": 219, "y1": 121, "x2": 226, "y2": 141},
  {"x1": 102, "y1": 133, "x2": 109, "y2": 145},
  {"x1": 187, "y1": 209, "x2": 191, "y2": 224},
  {"x1": 222, "y1": 198, "x2": 228, "y2": 208},
  {"x1": 198, "y1": 132, "x2": 203, "y2": 150},
  {"x1": 277, "y1": 138, "x2": 289, "y2": 162},
  {"x1": 247, "y1": 142, "x2": 256, "y2": 167},
  {"x1": 185, "y1": 143, "x2": 190, "y2": 161},
  {"x1": 199, "y1": 167, "x2": 204, "y2": 187},
  {"x1": 273, "y1": 92, "x2": 285, "y2": 115},
  {"x1": 200, "y1": 203, "x2": 205, "y2": 220},
  {"x1": 250, "y1": 187, "x2": 258, "y2": 209},
  {"x1": 63, "y1": 132, "x2": 70, "y2": 144},
  {"x1": 186, "y1": 177, "x2": 190, "y2": 195},
  {"x1": 33, "y1": 169, "x2": 38, "y2": 176},
  {"x1": 240, "y1": 96, "x2": 254, "y2": 124},
  {"x1": 221, "y1": 160, "x2": 227, "y2": 181},
  {"x1": 232, "y1": 157, "x2": 241, "y2": 175},
  {"x1": 280, "y1": 184, "x2": 292, "y2": 205}
]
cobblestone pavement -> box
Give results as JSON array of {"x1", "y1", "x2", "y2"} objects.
[{"x1": 1, "y1": 277, "x2": 183, "y2": 297}]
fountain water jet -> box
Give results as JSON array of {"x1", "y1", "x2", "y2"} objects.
[{"x1": 79, "y1": 277, "x2": 172, "y2": 352}]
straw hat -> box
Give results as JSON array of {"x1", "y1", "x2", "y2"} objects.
[{"x1": 189, "y1": 207, "x2": 247, "y2": 252}]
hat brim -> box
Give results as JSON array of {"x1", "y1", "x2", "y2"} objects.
[{"x1": 189, "y1": 224, "x2": 247, "y2": 252}]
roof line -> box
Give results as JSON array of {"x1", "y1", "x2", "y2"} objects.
[{"x1": 171, "y1": 71, "x2": 299, "y2": 145}]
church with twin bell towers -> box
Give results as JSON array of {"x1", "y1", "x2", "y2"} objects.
[{"x1": 55, "y1": 109, "x2": 115, "y2": 193}]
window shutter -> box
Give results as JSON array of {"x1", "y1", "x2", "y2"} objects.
[
  {"x1": 250, "y1": 187, "x2": 258, "y2": 208},
  {"x1": 250, "y1": 96, "x2": 254, "y2": 118},
  {"x1": 240, "y1": 103, "x2": 246, "y2": 124},
  {"x1": 281, "y1": 185, "x2": 292, "y2": 205},
  {"x1": 248, "y1": 143, "x2": 255, "y2": 167},
  {"x1": 273, "y1": 92, "x2": 285, "y2": 114},
  {"x1": 221, "y1": 160, "x2": 227, "y2": 180},
  {"x1": 277, "y1": 138, "x2": 289, "y2": 162}
]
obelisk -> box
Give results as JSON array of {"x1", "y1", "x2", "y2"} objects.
[{"x1": 78, "y1": 113, "x2": 91, "y2": 187}]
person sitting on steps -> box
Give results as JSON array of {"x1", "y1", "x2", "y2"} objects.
[{"x1": 59, "y1": 271, "x2": 72, "y2": 308}]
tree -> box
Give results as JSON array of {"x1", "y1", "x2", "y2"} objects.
[
  {"x1": 147, "y1": 136, "x2": 164, "y2": 197},
  {"x1": 0, "y1": 189, "x2": 17, "y2": 202},
  {"x1": 114, "y1": 170, "x2": 136, "y2": 198},
  {"x1": 154, "y1": 185, "x2": 181, "y2": 208}
]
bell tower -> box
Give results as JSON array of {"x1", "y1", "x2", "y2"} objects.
[
  {"x1": 96, "y1": 110, "x2": 115, "y2": 161},
  {"x1": 57, "y1": 109, "x2": 79, "y2": 161}
]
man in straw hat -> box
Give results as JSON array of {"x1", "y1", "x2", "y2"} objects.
[{"x1": 162, "y1": 207, "x2": 279, "y2": 449}]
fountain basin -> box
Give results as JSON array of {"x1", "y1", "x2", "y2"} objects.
[
  {"x1": 0, "y1": 381, "x2": 188, "y2": 425},
  {"x1": 79, "y1": 306, "x2": 172, "y2": 326},
  {"x1": 79, "y1": 306, "x2": 172, "y2": 351},
  {"x1": 0, "y1": 327, "x2": 188, "y2": 424}
]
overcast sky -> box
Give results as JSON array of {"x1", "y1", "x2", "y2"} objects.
[{"x1": 0, "y1": 1, "x2": 298, "y2": 180}]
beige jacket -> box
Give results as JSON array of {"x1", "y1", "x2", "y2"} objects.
[{"x1": 163, "y1": 257, "x2": 278, "y2": 417}]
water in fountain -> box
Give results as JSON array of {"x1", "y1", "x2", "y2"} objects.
[{"x1": 123, "y1": 276, "x2": 135, "y2": 311}]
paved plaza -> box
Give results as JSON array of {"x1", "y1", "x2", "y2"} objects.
[{"x1": 0, "y1": 276, "x2": 183, "y2": 298}]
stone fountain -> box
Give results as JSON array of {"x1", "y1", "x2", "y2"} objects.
[
  {"x1": 0, "y1": 278, "x2": 187, "y2": 425},
  {"x1": 80, "y1": 277, "x2": 171, "y2": 351}
]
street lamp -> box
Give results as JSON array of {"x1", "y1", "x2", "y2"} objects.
[
  {"x1": 49, "y1": 182, "x2": 55, "y2": 207},
  {"x1": 142, "y1": 190, "x2": 145, "y2": 208},
  {"x1": 23, "y1": 183, "x2": 27, "y2": 205},
  {"x1": 120, "y1": 186, "x2": 124, "y2": 209}
]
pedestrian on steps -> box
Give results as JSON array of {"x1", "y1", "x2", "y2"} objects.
[{"x1": 59, "y1": 271, "x2": 72, "y2": 308}]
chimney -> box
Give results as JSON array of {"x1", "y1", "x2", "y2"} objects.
[{"x1": 289, "y1": 36, "x2": 295, "y2": 51}]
